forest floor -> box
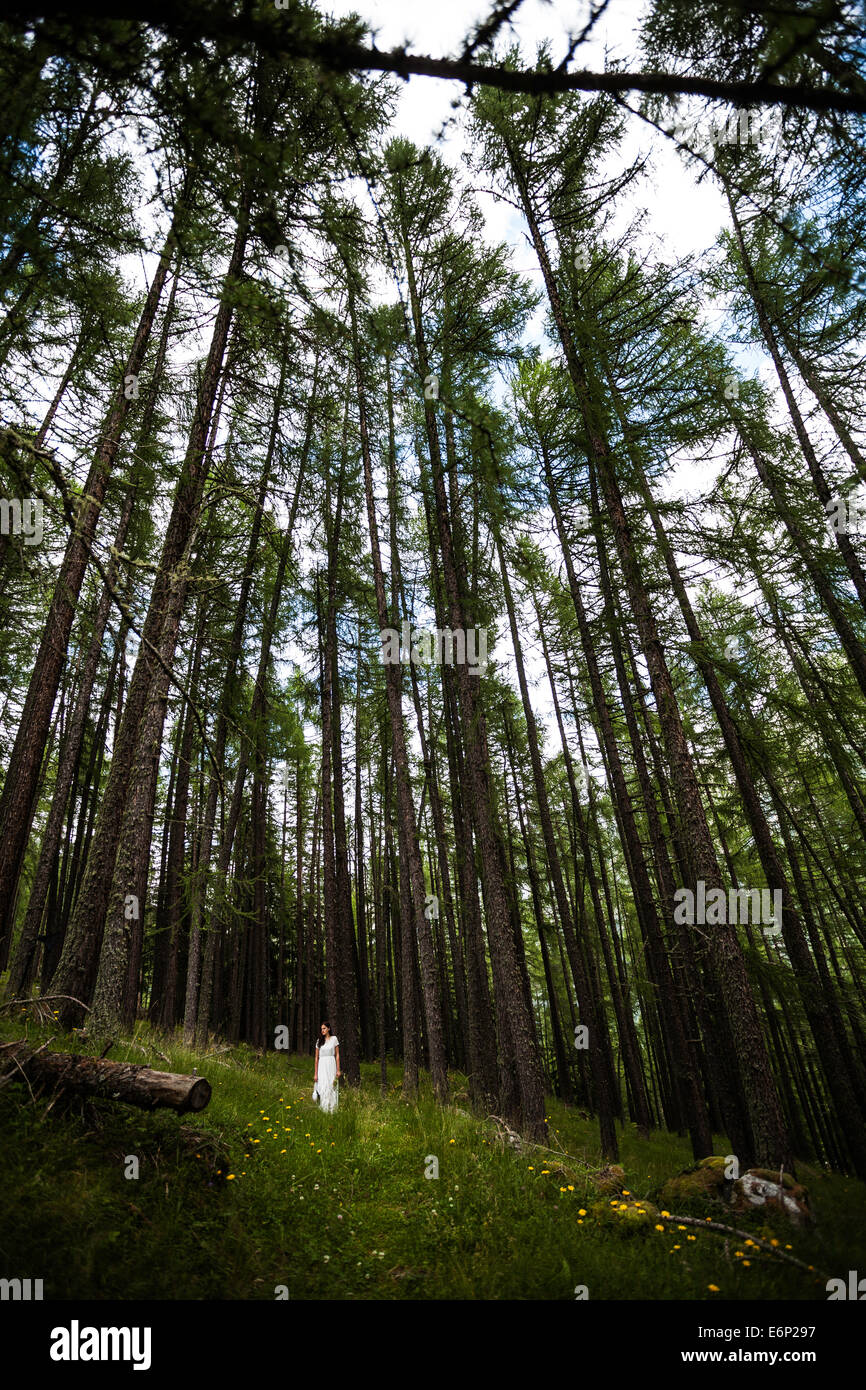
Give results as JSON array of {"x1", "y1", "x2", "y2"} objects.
[{"x1": 1, "y1": 1013, "x2": 864, "y2": 1300}]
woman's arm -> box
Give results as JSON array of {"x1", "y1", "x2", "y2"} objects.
[
  {"x1": 314, "y1": 1047, "x2": 318, "y2": 1081},
  {"x1": 335, "y1": 1045, "x2": 340, "y2": 1079}
]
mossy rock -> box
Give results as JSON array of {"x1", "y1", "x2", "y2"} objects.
[
  {"x1": 747, "y1": 1168, "x2": 804, "y2": 1196},
  {"x1": 590, "y1": 1197, "x2": 659, "y2": 1233},
  {"x1": 659, "y1": 1155, "x2": 732, "y2": 1207},
  {"x1": 731, "y1": 1170, "x2": 812, "y2": 1226},
  {"x1": 659, "y1": 1158, "x2": 812, "y2": 1226},
  {"x1": 590, "y1": 1163, "x2": 626, "y2": 1196}
]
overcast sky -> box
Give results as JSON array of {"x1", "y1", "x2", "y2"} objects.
[
  {"x1": 324, "y1": 0, "x2": 730, "y2": 261},
  {"x1": 307, "y1": 0, "x2": 746, "y2": 773}
]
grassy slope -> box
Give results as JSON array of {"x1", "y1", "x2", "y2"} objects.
[{"x1": 1, "y1": 1016, "x2": 864, "y2": 1300}]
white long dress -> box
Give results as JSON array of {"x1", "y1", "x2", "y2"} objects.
[{"x1": 316, "y1": 1036, "x2": 339, "y2": 1113}]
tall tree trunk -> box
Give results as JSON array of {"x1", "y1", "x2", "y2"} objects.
[
  {"x1": 348, "y1": 284, "x2": 448, "y2": 1103},
  {"x1": 53, "y1": 191, "x2": 249, "y2": 1030},
  {"x1": 397, "y1": 206, "x2": 545, "y2": 1140},
  {"x1": 506, "y1": 144, "x2": 789, "y2": 1167},
  {"x1": 0, "y1": 219, "x2": 181, "y2": 964},
  {"x1": 493, "y1": 521, "x2": 618, "y2": 1155}
]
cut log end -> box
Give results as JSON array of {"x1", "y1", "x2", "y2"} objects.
[{"x1": 0, "y1": 1042, "x2": 212, "y2": 1115}]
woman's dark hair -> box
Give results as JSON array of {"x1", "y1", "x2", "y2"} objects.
[{"x1": 315, "y1": 1020, "x2": 333, "y2": 1049}]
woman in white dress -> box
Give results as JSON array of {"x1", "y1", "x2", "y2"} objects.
[{"x1": 314, "y1": 1021, "x2": 340, "y2": 1113}]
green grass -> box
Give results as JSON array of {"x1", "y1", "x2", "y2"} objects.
[{"x1": 1, "y1": 1013, "x2": 864, "y2": 1300}]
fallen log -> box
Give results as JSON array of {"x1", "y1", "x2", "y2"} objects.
[{"x1": 0, "y1": 1040, "x2": 211, "y2": 1114}]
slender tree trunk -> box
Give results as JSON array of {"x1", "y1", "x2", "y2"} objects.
[
  {"x1": 54, "y1": 192, "x2": 249, "y2": 1029},
  {"x1": 493, "y1": 522, "x2": 618, "y2": 1155},
  {"x1": 397, "y1": 207, "x2": 545, "y2": 1140},
  {"x1": 348, "y1": 284, "x2": 448, "y2": 1102},
  {"x1": 0, "y1": 219, "x2": 181, "y2": 964},
  {"x1": 506, "y1": 145, "x2": 788, "y2": 1167}
]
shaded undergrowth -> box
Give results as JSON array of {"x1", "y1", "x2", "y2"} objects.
[{"x1": 1, "y1": 1015, "x2": 863, "y2": 1300}]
